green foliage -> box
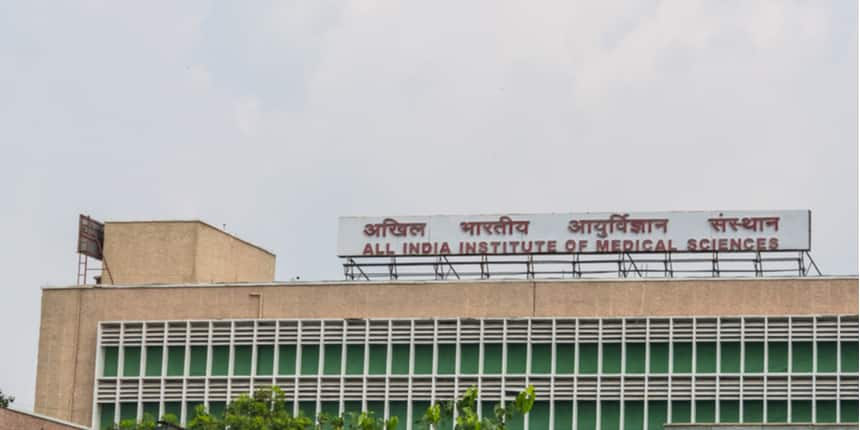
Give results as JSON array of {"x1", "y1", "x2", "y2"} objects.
[
  {"x1": 110, "y1": 385, "x2": 535, "y2": 430},
  {"x1": 419, "y1": 385, "x2": 535, "y2": 430},
  {"x1": 0, "y1": 389, "x2": 13, "y2": 408},
  {"x1": 107, "y1": 413, "x2": 158, "y2": 430}
]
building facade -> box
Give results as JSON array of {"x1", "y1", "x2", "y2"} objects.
[
  {"x1": 35, "y1": 277, "x2": 858, "y2": 430},
  {"x1": 34, "y1": 220, "x2": 859, "y2": 429}
]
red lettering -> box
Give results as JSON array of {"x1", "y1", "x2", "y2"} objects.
[
  {"x1": 597, "y1": 240, "x2": 610, "y2": 252},
  {"x1": 768, "y1": 237, "x2": 779, "y2": 250},
  {"x1": 547, "y1": 240, "x2": 558, "y2": 253},
  {"x1": 490, "y1": 241, "x2": 500, "y2": 253},
  {"x1": 687, "y1": 239, "x2": 697, "y2": 251}
]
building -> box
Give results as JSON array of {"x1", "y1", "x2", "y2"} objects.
[
  {"x1": 0, "y1": 407, "x2": 89, "y2": 430},
  {"x1": 34, "y1": 215, "x2": 859, "y2": 429}
]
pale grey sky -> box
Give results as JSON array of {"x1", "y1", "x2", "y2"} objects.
[{"x1": 0, "y1": 0, "x2": 856, "y2": 411}]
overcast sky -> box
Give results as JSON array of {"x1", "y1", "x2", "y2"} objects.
[{"x1": 1, "y1": 0, "x2": 857, "y2": 411}]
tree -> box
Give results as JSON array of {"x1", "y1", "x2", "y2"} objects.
[
  {"x1": 112, "y1": 385, "x2": 535, "y2": 430},
  {"x1": 418, "y1": 385, "x2": 535, "y2": 430},
  {"x1": 0, "y1": 389, "x2": 13, "y2": 408},
  {"x1": 106, "y1": 413, "x2": 177, "y2": 430},
  {"x1": 187, "y1": 385, "x2": 399, "y2": 430}
]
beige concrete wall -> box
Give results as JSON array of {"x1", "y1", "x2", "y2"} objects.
[
  {"x1": 0, "y1": 408, "x2": 88, "y2": 430},
  {"x1": 33, "y1": 277, "x2": 858, "y2": 426},
  {"x1": 100, "y1": 221, "x2": 275, "y2": 285},
  {"x1": 101, "y1": 222, "x2": 198, "y2": 284},
  {"x1": 194, "y1": 223, "x2": 275, "y2": 283}
]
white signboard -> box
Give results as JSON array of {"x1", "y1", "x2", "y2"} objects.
[{"x1": 337, "y1": 210, "x2": 811, "y2": 257}]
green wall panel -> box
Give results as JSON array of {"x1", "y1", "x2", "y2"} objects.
[
  {"x1": 792, "y1": 342, "x2": 813, "y2": 373},
  {"x1": 817, "y1": 341, "x2": 837, "y2": 372},
  {"x1": 766, "y1": 400, "x2": 787, "y2": 423},
  {"x1": 673, "y1": 343, "x2": 692, "y2": 373},
  {"x1": 99, "y1": 404, "x2": 115, "y2": 430},
  {"x1": 391, "y1": 344, "x2": 410, "y2": 374},
  {"x1": 625, "y1": 343, "x2": 646, "y2": 374},
  {"x1": 145, "y1": 346, "x2": 162, "y2": 377},
  {"x1": 278, "y1": 345, "x2": 297, "y2": 375},
  {"x1": 791, "y1": 400, "x2": 812, "y2": 423},
  {"x1": 579, "y1": 343, "x2": 599, "y2": 374},
  {"x1": 437, "y1": 344, "x2": 455, "y2": 375},
  {"x1": 163, "y1": 402, "x2": 181, "y2": 422},
  {"x1": 414, "y1": 345, "x2": 433, "y2": 374},
  {"x1": 720, "y1": 400, "x2": 739, "y2": 423},
  {"x1": 301, "y1": 345, "x2": 320, "y2": 375},
  {"x1": 507, "y1": 343, "x2": 527, "y2": 374},
  {"x1": 344, "y1": 401, "x2": 362, "y2": 414},
  {"x1": 323, "y1": 344, "x2": 342, "y2": 375},
  {"x1": 603, "y1": 343, "x2": 621, "y2": 374},
  {"x1": 142, "y1": 402, "x2": 159, "y2": 421},
  {"x1": 299, "y1": 401, "x2": 316, "y2": 418},
  {"x1": 120, "y1": 402, "x2": 136, "y2": 422},
  {"x1": 577, "y1": 400, "x2": 597, "y2": 430},
  {"x1": 624, "y1": 401, "x2": 643, "y2": 430},
  {"x1": 529, "y1": 401, "x2": 549, "y2": 430},
  {"x1": 768, "y1": 342, "x2": 789, "y2": 372},
  {"x1": 209, "y1": 402, "x2": 226, "y2": 418},
  {"x1": 212, "y1": 346, "x2": 229, "y2": 376},
  {"x1": 413, "y1": 401, "x2": 430, "y2": 428},
  {"x1": 123, "y1": 346, "x2": 141, "y2": 377},
  {"x1": 531, "y1": 344, "x2": 551, "y2": 374},
  {"x1": 369, "y1": 344, "x2": 387, "y2": 375},
  {"x1": 842, "y1": 341, "x2": 858, "y2": 373},
  {"x1": 460, "y1": 343, "x2": 479, "y2": 374},
  {"x1": 817, "y1": 400, "x2": 837, "y2": 423},
  {"x1": 103, "y1": 346, "x2": 118, "y2": 377},
  {"x1": 234, "y1": 345, "x2": 252, "y2": 376},
  {"x1": 695, "y1": 400, "x2": 714, "y2": 423},
  {"x1": 556, "y1": 343, "x2": 575, "y2": 374},
  {"x1": 743, "y1": 400, "x2": 763, "y2": 423},
  {"x1": 696, "y1": 342, "x2": 717, "y2": 373},
  {"x1": 346, "y1": 344, "x2": 364, "y2": 375},
  {"x1": 647, "y1": 401, "x2": 667, "y2": 430},
  {"x1": 367, "y1": 401, "x2": 385, "y2": 419},
  {"x1": 841, "y1": 399, "x2": 858, "y2": 423},
  {"x1": 188, "y1": 346, "x2": 206, "y2": 377},
  {"x1": 650, "y1": 343, "x2": 669, "y2": 374},
  {"x1": 166, "y1": 346, "x2": 185, "y2": 376},
  {"x1": 601, "y1": 400, "x2": 620, "y2": 430},
  {"x1": 507, "y1": 412, "x2": 523, "y2": 430},
  {"x1": 554, "y1": 400, "x2": 573, "y2": 430},
  {"x1": 720, "y1": 342, "x2": 741, "y2": 373},
  {"x1": 745, "y1": 342, "x2": 764, "y2": 373},
  {"x1": 257, "y1": 345, "x2": 274, "y2": 376},
  {"x1": 389, "y1": 401, "x2": 407, "y2": 422},
  {"x1": 482, "y1": 401, "x2": 497, "y2": 421},
  {"x1": 671, "y1": 400, "x2": 691, "y2": 423},
  {"x1": 320, "y1": 401, "x2": 338, "y2": 418},
  {"x1": 484, "y1": 343, "x2": 503, "y2": 374}
]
